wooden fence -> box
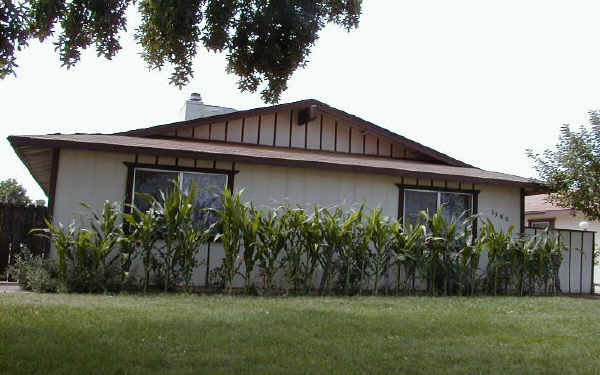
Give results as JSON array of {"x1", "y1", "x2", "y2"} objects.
[
  {"x1": 524, "y1": 227, "x2": 596, "y2": 294},
  {"x1": 0, "y1": 203, "x2": 50, "y2": 277}
]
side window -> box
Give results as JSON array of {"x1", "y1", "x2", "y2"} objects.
[
  {"x1": 403, "y1": 188, "x2": 473, "y2": 226},
  {"x1": 132, "y1": 168, "x2": 228, "y2": 228}
]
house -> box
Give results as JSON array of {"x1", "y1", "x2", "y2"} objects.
[
  {"x1": 525, "y1": 194, "x2": 600, "y2": 234},
  {"x1": 8, "y1": 95, "x2": 542, "y2": 285}
]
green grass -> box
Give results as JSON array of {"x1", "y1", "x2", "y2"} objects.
[{"x1": 1, "y1": 294, "x2": 599, "y2": 375}]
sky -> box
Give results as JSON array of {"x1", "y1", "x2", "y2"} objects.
[{"x1": 1, "y1": 0, "x2": 599, "y2": 202}]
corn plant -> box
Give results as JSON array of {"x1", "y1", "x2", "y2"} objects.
[
  {"x1": 213, "y1": 189, "x2": 244, "y2": 294},
  {"x1": 240, "y1": 203, "x2": 262, "y2": 293},
  {"x1": 33, "y1": 219, "x2": 76, "y2": 281},
  {"x1": 333, "y1": 206, "x2": 365, "y2": 295},
  {"x1": 256, "y1": 209, "x2": 286, "y2": 293},
  {"x1": 479, "y1": 220, "x2": 515, "y2": 295},
  {"x1": 389, "y1": 221, "x2": 426, "y2": 295},
  {"x1": 123, "y1": 204, "x2": 159, "y2": 292},
  {"x1": 298, "y1": 206, "x2": 323, "y2": 293},
  {"x1": 365, "y1": 207, "x2": 392, "y2": 295},
  {"x1": 280, "y1": 206, "x2": 307, "y2": 292}
]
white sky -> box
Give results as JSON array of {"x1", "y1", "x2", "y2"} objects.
[{"x1": 1, "y1": 0, "x2": 599, "y2": 202}]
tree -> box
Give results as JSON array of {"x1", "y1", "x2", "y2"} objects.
[
  {"x1": 527, "y1": 111, "x2": 600, "y2": 220},
  {"x1": 0, "y1": 178, "x2": 33, "y2": 205},
  {"x1": 1, "y1": 0, "x2": 361, "y2": 103}
]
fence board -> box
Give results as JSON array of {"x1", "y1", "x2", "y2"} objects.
[{"x1": 0, "y1": 203, "x2": 50, "y2": 276}]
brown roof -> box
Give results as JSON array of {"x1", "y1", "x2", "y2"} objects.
[
  {"x1": 525, "y1": 194, "x2": 574, "y2": 214},
  {"x1": 117, "y1": 99, "x2": 473, "y2": 168},
  {"x1": 9, "y1": 134, "x2": 541, "y2": 195}
]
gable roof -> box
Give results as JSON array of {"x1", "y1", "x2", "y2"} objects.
[
  {"x1": 525, "y1": 194, "x2": 575, "y2": 215},
  {"x1": 118, "y1": 99, "x2": 473, "y2": 168},
  {"x1": 9, "y1": 134, "x2": 541, "y2": 196}
]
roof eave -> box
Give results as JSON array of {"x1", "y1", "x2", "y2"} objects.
[{"x1": 7, "y1": 135, "x2": 542, "y2": 191}]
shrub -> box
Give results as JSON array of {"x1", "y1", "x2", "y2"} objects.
[{"x1": 8, "y1": 246, "x2": 60, "y2": 293}]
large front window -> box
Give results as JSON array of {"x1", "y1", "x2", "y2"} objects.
[
  {"x1": 403, "y1": 189, "x2": 473, "y2": 225},
  {"x1": 132, "y1": 168, "x2": 228, "y2": 228}
]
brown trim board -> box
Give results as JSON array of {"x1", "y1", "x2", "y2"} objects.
[{"x1": 8, "y1": 135, "x2": 542, "y2": 191}]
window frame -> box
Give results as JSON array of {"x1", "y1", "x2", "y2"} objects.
[
  {"x1": 397, "y1": 183, "x2": 480, "y2": 234},
  {"x1": 123, "y1": 161, "x2": 237, "y2": 214},
  {"x1": 527, "y1": 218, "x2": 555, "y2": 229},
  {"x1": 403, "y1": 188, "x2": 474, "y2": 224}
]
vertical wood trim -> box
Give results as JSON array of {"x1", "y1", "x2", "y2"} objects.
[
  {"x1": 272, "y1": 112, "x2": 278, "y2": 147},
  {"x1": 472, "y1": 190, "x2": 480, "y2": 241},
  {"x1": 591, "y1": 232, "x2": 596, "y2": 294},
  {"x1": 257, "y1": 115, "x2": 262, "y2": 145},
  {"x1": 124, "y1": 164, "x2": 135, "y2": 215},
  {"x1": 241, "y1": 117, "x2": 246, "y2": 143},
  {"x1": 403, "y1": 148, "x2": 408, "y2": 159},
  {"x1": 212, "y1": 160, "x2": 217, "y2": 169},
  {"x1": 334, "y1": 120, "x2": 338, "y2": 152},
  {"x1": 304, "y1": 119, "x2": 308, "y2": 149},
  {"x1": 349, "y1": 127, "x2": 352, "y2": 153},
  {"x1": 154, "y1": 155, "x2": 159, "y2": 165},
  {"x1": 568, "y1": 231, "x2": 572, "y2": 293},
  {"x1": 194, "y1": 159, "x2": 198, "y2": 168},
  {"x1": 397, "y1": 184, "x2": 404, "y2": 221},
  {"x1": 228, "y1": 162, "x2": 236, "y2": 192},
  {"x1": 224, "y1": 120, "x2": 229, "y2": 142},
  {"x1": 519, "y1": 188, "x2": 525, "y2": 233},
  {"x1": 362, "y1": 134, "x2": 366, "y2": 155},
  {"x1": 174, "y1": 130, "x2": 178, "y2": 137},
  {"x1": 458, "y1": 181, "x2": 462, "y2": 190},
  {"x1": 134, "y1": 154, "x2": 139, "y2": 164},
  {"x1": 416, "y1": 178, "x2": 420, "y2": 186},
  {"x1": 390, "y1": 143, "x2": 393, "y2": 158},
  {"x1": 192, "y1": 127, "x2": 195, "y2": 138},
  {"x1": 208, "y1": 123, "x2": 213, "y2": 140},
  {"x1": 376, "y1": 138, "x2": 380, "y2": 156},
  {"x1": 288, "y1": 110, "x2": 293, "y2": 148},
  {"x1": 319, "y1": 114, "x2": 323, "y2": 150},
  {"x1": 444, "y1": 180, "x2": 448, "y2": 189},
  {"x1": 580, "y1": 231, "x2": 584, "y2": 293},
  {"x1": 175, "y1": 157, "x2": 179, "y2": 166},
  {"x1": 48, "y1": 148, "x2": 60, "y2": 217}
]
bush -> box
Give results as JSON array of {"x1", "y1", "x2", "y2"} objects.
[{"x1": 8, "y1": 246, "x2": 60, "y2": 293}]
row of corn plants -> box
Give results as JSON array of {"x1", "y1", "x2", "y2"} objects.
[{"x1": 29, "y1": 183, "x2": 567, "y2": 295}]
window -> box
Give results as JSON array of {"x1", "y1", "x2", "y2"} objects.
[
  {"x1": 132, "y1": 167, "x2": 228, "y2": 228},
  {"x1": 403, "y1": 188, "x2": 473, "y2": 225},
  {"x1": 529, "y1": 219, "x2": 553, "y2": 230}
]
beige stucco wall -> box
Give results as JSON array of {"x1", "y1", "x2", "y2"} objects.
[{"x1": 53, "y1": 148, "x2": 523, "y2": 287}]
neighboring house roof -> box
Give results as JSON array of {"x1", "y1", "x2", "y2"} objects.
[
  {"x1": 9, "y1": 133, "x2": 540, "y2": 195},
  {"x1": 7, "y1": 99, "x2": 543, "y2": 197},
  {"x1": 525, "y1": 194, "x2": 575, "y2": 215}
]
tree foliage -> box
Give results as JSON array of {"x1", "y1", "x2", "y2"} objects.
[
  {"x1": 1, "y1": 0, "x2": 361, "y2": 103},
  {"x1": 0, "y1": 178, "x2": 33, "y2": 205},
  {"x1": 527, "y1": 111, "x2": 600, "y2": 220}
]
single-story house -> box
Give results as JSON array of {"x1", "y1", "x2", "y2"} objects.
[{"x1": 8, "y1": 94, "x2": 541, "y2": 285}]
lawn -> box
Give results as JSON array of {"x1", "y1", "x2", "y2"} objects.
[{"x1": 1, "y1": 293, "x2": 599, "y2": 375}]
